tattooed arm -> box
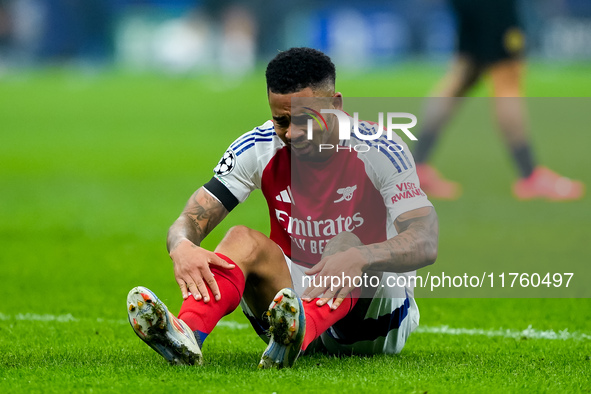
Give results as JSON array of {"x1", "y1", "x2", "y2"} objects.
[
  {"x1": 304, "y1": 206, "x2": 438, "y2": 309},
  {"x1": 167, "y1": 187, "x2": 228, "y2": 251},
  {"x1": 167, "y1": 187, "x2": 235, "y2": 302},
  {"x1": 358, "y1": 206, "x2": 438, "y2": 272}
]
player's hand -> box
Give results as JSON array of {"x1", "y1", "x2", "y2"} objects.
[
  {"x1": 301, "y1": 247, "x2": 367, "y2": 310},
  {"x1": 169, "y1": 239, "x2": 235, "y2": 302}
]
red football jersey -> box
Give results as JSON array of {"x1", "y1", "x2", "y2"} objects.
[{"x1": 206, "y1": 119, "x2": 432, "y2": 269}]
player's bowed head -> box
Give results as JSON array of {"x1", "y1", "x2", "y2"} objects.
[{"x1": 265, "y1": 47, "x2": 343, "y2": 162}]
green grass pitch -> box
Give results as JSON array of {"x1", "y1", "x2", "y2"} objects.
[{"x1": 0, "y1": 63, "x2": 590, "y2": 392}]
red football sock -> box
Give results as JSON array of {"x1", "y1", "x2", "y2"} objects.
[
  {"x1": 301, "y1": 290, "x2": 359, "y2": 350},
  {"x1": 178, "y1": 253, "x2": 245, "y2": 336}
]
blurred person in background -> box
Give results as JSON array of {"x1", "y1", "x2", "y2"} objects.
[
  {"x1": 197, "y1": 0, "x2": 294, "y2": 73},
  {"x1": 199, "y1": 0, "x2": 257, "y2": 76},
  {"x1": 0, "y1": 0, "x2": 11, "y2": 71},
  {"x1": 413, "y1": 0, "x2": 584, "y2": 201}
]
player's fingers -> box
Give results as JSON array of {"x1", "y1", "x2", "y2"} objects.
[
  {"x1": 301, "y1": 276, "x2": 317, "y2": 300},
  {"x1": 304, "y1": 266, "x2": 320, "y2": 275},
  {"x1": 315, "y1": 296, "x2": 332, "y2": 307},
  {"x1": 187, "y1": 282, "x2": 202, "y2": 301},
  {"x1": 184, "y1": 274, "x2": 203, "y2": 301},
  {"x1": 301, "y1": 288, "x2": 311, "y2": 301},
  {"x1": 208, "y1": 255, "x2": 235, "y2": 270},
  {"x1": 331, "y1": 288, "x2": 352, "y2": 310},
  {"x1": 302, "y1": 283, "x2": 326, "y2": 301},
  {"x1": 192, "y1": 276, "x2": 210, "y2": 303},
  {"x1": 331, "y1": 297, "x2": 344, "y2": 310},
  {"x1": 304, "y1": 260, "x2": 325, "y2": 275},
  {"x1": 301, "y1": 281, "x2": 313, "y2": 300},
  {"x1": 176, "y1": 278, "x2": 189, "y2": 300},
  {"x1": 202, "y1": 269, "x2": 221, "y2": 301},
  {"x1": 316, "y1": 287, "x2": 339, "y2": 306}
]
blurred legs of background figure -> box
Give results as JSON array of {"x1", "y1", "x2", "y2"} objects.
[
  {"x1": 414, "y1": 0, "x2": 584, "y2": 201},
  {"x1": 0, "y1": 0, "x2": 11, "y2": 72}
]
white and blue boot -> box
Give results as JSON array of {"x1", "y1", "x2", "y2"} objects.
[
  {"x1": 127, "y1": 286, "x2": 202, "y2": 365},
  {"x1": 258, "y1": 288, "x2": 306, "y2": 369}
]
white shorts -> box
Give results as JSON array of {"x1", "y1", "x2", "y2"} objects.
[{"x1": 239, "y1": 254, "x2": 420, "y2": 355}]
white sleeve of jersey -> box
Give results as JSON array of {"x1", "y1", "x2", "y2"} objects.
[
  {"x1": 209, "y1": 121, "x2": 283, "y2": 204},
  {"x1": 355, "y1": 121, "x2": 433, "y2": 228}
]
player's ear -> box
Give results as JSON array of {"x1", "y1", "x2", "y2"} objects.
[{"x1": 332, "y1": 92, "x2": 343, "y2": 110}]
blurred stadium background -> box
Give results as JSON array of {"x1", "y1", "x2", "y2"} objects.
[{"x1": 0, "y1": 0, "x2": 591, "y2": 74}]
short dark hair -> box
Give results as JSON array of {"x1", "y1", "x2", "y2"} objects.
[{"x1": 266, "y1": 47, "x2": 336, "y2": 94}]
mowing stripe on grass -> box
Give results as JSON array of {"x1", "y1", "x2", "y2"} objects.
[
  {"x1": 414, "y1": 325, "x2": 591, "y2": 341},
  {"x1": 0, "y1": 312, "x2": 250, "y2": 330},
  {"x1": 1, "y1": 313, "x2": 589, "y2": 341},
  {"x1": 0, "y1": 313, "x2": 78, "y2": 322}
]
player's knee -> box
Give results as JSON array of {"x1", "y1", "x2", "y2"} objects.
[
  {"x1": 224, "y1": 225, "x2": 254, "y2": 241},
  {"x1": 222, "y1": 225, "x2": 259, "y2": 251},
  {"x1": 490, "y1": 60, "x2": 523, "y2": 97},
  {"x1": 322, "y1": 231, "x2": 363, "y2": 258},
  {"x1": 333, "y1": 230, "x2": 362, "y2": 245},
  {"x1": 219, "y1": 225, "x2": 268, "y2": 268}
]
